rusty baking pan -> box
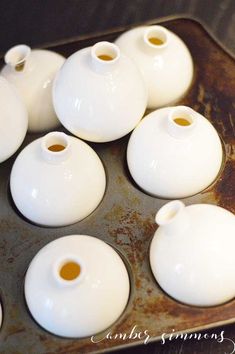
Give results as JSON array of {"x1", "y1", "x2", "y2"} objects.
[{"x1": 0, "y1": 17, "x2": 234, "y2": 354}]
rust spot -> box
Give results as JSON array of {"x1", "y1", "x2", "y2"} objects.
[
  {"x1": 4, "y1": 326, "x2": 26, "y2": 340},
  {"x1": 135, "y1": 278, "x2": 141, "y2": 289},
  {"x1": 110, "y1": 141, "x2": 124, "y2": 156},
  {"x1": 147, "y1": 288, "x2": 153, "y2": 295},
  {"x1": 108, "y1": 208, "x2": 156, "y2": 266},
  {"x1": 39, "y1": 334, "x2": 48, "y2": 342},
  {"x1": 104, "y1": 205, "x2": 125, "y2": 221},
  {"x1": 0, "y1": 239, "x2": 7, "y2": 257},
  {"x1": 213, "y1": 159, "x2": 235, "y2": 213},
  {"x1": 116, "y1": 175, "x2": 125, "y2": 185}
]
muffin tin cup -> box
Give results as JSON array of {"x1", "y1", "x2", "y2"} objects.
[{"x1": 0, "y1": 17, "x2": 234, "y2": 353}]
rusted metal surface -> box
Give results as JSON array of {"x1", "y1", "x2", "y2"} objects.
[{"x1": 0, "y1": 18, "x2": 234, "y2": 354}]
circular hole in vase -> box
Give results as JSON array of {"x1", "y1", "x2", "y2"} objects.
[
  {"x1": 48, "y1": 144, "x2": 65, "y2": 152},
  {"x1": 43, "y1": 132, "x2": 68, "y2": 153},
  {"x1": 59, "y1": 260, "x2": 81, "y2": 281},
  {"x1": 170, "y1": 107, "x2": 194, "y2": 127},
  {"x1": 145, "y1": 27, "x2": 168, "y2": 47},
  {"x1": 5, "y1": 44, "x2": 31, "y2": 72},
  {"x1": 173, "y1": 117, "x2": 192, "y2": 126},
  {"x1": 155, "y1": 200, "x2": 184, "y2": 225},
  {"x1": 93, "y1": 42, "x2": 119, "y2": 62}
]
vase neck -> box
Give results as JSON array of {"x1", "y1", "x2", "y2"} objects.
[
  {"x1": 167, "y1": 106, "x2": 197, "y2": 139},
  {"x1": 91, "y1": 41, "x2": 120, "y2": 73},
  {"x1": 4, "y1": 44, "x2": 31, "y2": 73},
  {"x1": 143, "y1": 26, "x2": 169, "y2": 54},
  {"x1": 41, "y1": 132, "x2": 71, "y2": 163},
  {"x1": 156, "y1": 201, "x2": 189, "y2": 235}
]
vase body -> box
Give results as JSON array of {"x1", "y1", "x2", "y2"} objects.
[
  {"x1": 25, "y1": 235, "x2": 130, "y2": 337},
  {"x1": 53, "y1": 41, "x2": 147, "y2": 142},
  {"x1": 150, "y1": 201, "x2": 235, "y2": 306},
  {"x1": 0, "y1": 76, "x2": 28, "y2": 163},
  {"x1": 127, "y1": 106, "x2": 223, "y2": 198},
  {"x1": 1, "y1": 45, "x2": 65, "y2": 132},
  {"x1": 10, "y1": 132, "x2": 106, "y2": 226},
  {"x1": 115, "y1": 25, "x2": 193, "y2": 109}
]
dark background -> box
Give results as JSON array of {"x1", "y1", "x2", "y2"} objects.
[
  {"x1": 0, "y1": 0, "x2": 235, "y2": 56},
  {"x1": 1, "y1": 0, "x2": 235, "y2": 353}
]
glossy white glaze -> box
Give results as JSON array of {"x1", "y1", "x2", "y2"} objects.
[
  {"x1": 0, "y1": 302, "x2": 2, "y2": 328},
  {"x1": 10, "y1": 132, "x2": 106, "y2": 226},
  {"x1": 53, "y1": 41, "x2": 147, "y2": 142},
  {"x1": 127, "y1": 106, "x2": 223, "y2": 198},
  {"x1": 0, "y1": 76, "x2": 28, "y2": 163},
  {"x1": 1, "y1": 45, "x2": 65, "y2": 132},
  {"x1": 115, "y1": 25, "x2": 193, "y2": 108},
  {"x1": 150, "y1": 201, "x2": 235, "y2": 306},
  {"x1": 25, "y1": 235, "x2": 130, "y2": 337}
]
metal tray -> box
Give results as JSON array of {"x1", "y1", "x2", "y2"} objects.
[{"x1": 0, "y1": 18, "x2": 234, "y2": 354}]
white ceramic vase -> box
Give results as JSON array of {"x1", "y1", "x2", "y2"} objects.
[
  {"x1": 0, "y1": 76, "x2": 28, "y2": 163},
  {"x1": 1, "y1": 45, "x2": 65, "y2": 133},
  {"x1": 53, "y1": 41, "x2": 147, "y2": 142},
  {"x1": 127, "y1": 106, "x2": 223, "y2": 199},
  {"x1": 25, "y1": 235, "x2": 130, "y2": 337},
  {"x1": 10, "y1": 132, "x2": 106, "y2": 226},
  {"x1": 150, "y1": 200, "x2": 235, "y2": 306},
  {"x1": 115, "y1": 25, "x2": 193, "y2": 109}
]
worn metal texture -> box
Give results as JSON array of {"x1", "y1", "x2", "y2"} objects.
[{"x1": 0, "y1": 18, "x2": 234, "y2": 354}]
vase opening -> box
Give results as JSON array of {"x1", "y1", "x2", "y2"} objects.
[
  {"x1": 170, "y1": 107, "x2": 195, "y2": 127},
  {"x1": 155, "y1": 200, "x2": 184, "y2": 226},
  {"x1": 167, "y1": 106, "x2": 196, "y2": 139},
  {"x1": 98, "y1": 54, "x2": 113, "y2": 61},
  {"x1": 48, "y1": 144, "x2": 66, "y2": 152},
  {"x1": 59, "y1": 260, "x2": 81, "y2": 281},
  {"x1": 5, "y1": 44, "x2": 31, "y2": 72},
  {"x1": 92, "y1": 41, "x2": 120, "y2": 63},
  {"x1": 174, "y1": 118, "x2": 192, "y2": 126},
  {"x1": 144, "y1": 26, "x2": 168, "y2": 49},
  {"x1": 43, "y1": 132, "x2": 68, "y2": 153}
]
